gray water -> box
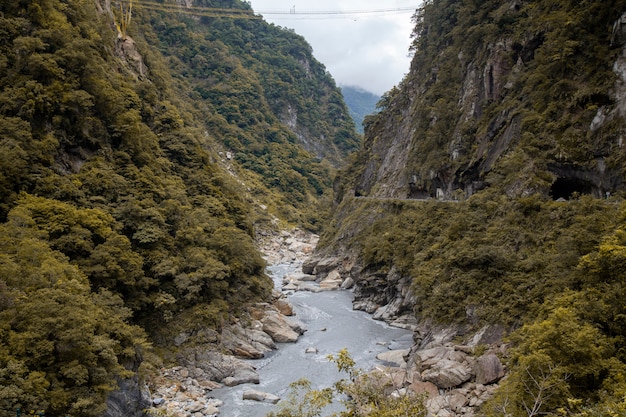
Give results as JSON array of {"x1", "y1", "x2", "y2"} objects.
[{"x1": 211, "y1": 263, "x2": 413, "y2": 417}]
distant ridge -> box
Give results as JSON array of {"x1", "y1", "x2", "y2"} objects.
[{"x1": 341, "y1": 85, "x2": 380, "y2": 134}]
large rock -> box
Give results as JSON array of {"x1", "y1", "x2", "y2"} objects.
[
  {"x1": 421, "y1": 359, "x2": 473, "y2": 389},
  {"x1": 103, "y1": 376, "x2": 151, "y2": 417},
  {"x1": 286, "y1": 272, "x2": 318, "y2": 282},
  {"x1": 204, "y1": 404, "x2": 220, "y2": 415},
  {"x1": 284, "y1": 316, "x2": 306, "y2": 335},
  {"x1": 319, "y1": 269, "x2": 343, "y2": 290},
  {"x1": 368, "y1": 366, "x2": 407, "y2": 392},
  {"x1": 273, "y1": 299, "x2": 294, "y2": 316},
  {"x1": 242, "y1": 389, "x2": 281, "y2": 404},
  {"x1": 340, "y1": 276, "x2": 354, "y2": 289},
  {"x1": 447, "y1": 391, "x2": 469, "y2": 413},
  {"x1": 372, "y1": 297, "x2": 405, "y2": 321},
  {"x1": 301, "y1": 257, "x2": 319, "y2": 275},
  {"x1": 247, "y1": 327, "x2": 277, "y2": 350},
  {"x1": 261, "y1": 313, "x2": 300, "y2": 343},
  {"x1": 475, "y1": 353, "x2": 505, "y2": 385},
  {"x1": 222, "y1": 367, "x2": 260, "y2": 386},
  {"x1": 376, "y1": 349, "x2": 410, "y2": 367},
  {"x1": 410, "y1": 381, "x2": 439, "y2": 397},
  {"x1": 416, "y1": 346, "x2": 468, "y2": 365},
  {"x1": 221, "y1": 325, "x2": 265, "y2": 359},
  {"x1": 353, "y1": 299, "x2": 379, "y2": 314},
  {"x1": 288, "y1": 240, "x2": 315, "y2": 255},
  {"x1": 389, "y1": 314, "x2": 418, "y2": 331},
  {"x1": 184, "y1": 351, "x2": 257, "y2": 384},
  {"x1": 313, "y1": 257, "x2": 341, "y2": 275}
]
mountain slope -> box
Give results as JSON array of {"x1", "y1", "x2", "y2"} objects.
[
  {"x1": 351, "y1": 0, "x2": 626, "y2": 200},
  {"x1": 312, "y1": 1, "x2": 626, "y2": 414},
  {"x1": 341, "y1": 85, "x2": 380, "y2": 134},
  {"x1": 0, "y1": 0, "x2": 358, "y2": 415}
]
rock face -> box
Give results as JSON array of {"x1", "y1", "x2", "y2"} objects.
[
  {"x1": 304, "y1": 257, "x2": 417, "y2": 331},
  {"x1": 474, "y1": 353, "x2": 505, "y2": 385},
  {"x1": 102, "y1": 377, "x2": 151, "y2": 417},
  {"x1": 376, "y1": 349, "x2": 410, "y2": 367},
  {"x1": 261, "y1": 312, "x2": 301, "y2": 343},
  {"x1": 421, "y1": 359, "x2": 473, "y2": 389},
  {"x1": 346, "y1": 4, "x2": 626, "y2": 202},
  {"x1": 242, "y1": 389, "x2": 281, "y2": 404}
]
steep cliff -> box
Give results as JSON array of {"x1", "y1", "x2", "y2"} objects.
[
  {"x1": 352, "y1": 0, "x2": 626, "y2": 201},
  {"x1": 311, "y1": 1, "x2": 626, "y2": 415},
  {"x1": 321, "y1": 0, "x2": 626, "y2": 315}
]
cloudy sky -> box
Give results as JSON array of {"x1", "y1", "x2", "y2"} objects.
[{"x1": 249, "y1": 1, "x2": 420, "y2": 96}]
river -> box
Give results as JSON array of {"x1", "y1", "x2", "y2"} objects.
[{"x1": 211, "y1": 263, "x2": 413, "y2": 417}]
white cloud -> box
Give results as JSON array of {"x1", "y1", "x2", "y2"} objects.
[{"x1": 249, "y1": 0, "x2": 418, "y2": 95}]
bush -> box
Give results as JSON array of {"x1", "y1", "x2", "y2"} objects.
[{"x1": 266, "y1": 349, "x2": 426, "y2": 417}]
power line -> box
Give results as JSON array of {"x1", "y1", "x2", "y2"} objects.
[
  {"x1": 128, "y1": 1, "x2": 262, "y2": 19},
  {"x1": 258, "y1": 7, "x2": 416, "y2": 16},
  {"x1": 119, "y1": 1, "x2": 416, "y2": 20},
  {"x1": 259, "y1": 8, "x2": 416, "y2": 21}
]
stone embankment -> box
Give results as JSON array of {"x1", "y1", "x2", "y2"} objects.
[
  {"x1": 146, "y1": 229, "x2": 317, "y2": 417},
  {"x1": 303, "y1": 254, "x2": 508, "y2": 417},
  {"x1": 365, "y1": 339, "x2": 506, "y2": 417}
]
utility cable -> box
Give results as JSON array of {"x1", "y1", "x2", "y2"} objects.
[{"x1": 117, "y1": 1, "x2": 415, "y2": 20}]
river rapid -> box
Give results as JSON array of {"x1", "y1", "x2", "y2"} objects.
[{"x1": 211, "y1": 262, "x2": 413, "y2": 417}]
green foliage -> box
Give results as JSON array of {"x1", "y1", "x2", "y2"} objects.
[
  {"x1": 478, "y1": 206, "x2": 626, "y2": 416},
  {"x1": 141, "y1": 3, "x2": 359, "y2": 228},
  {"x1": 482, "y1": 290, "x2": 626, "y2": 417},
  {"x1": 322, "y1": 195, "x2": 619, "y2": 325},
  {"x1": 0, "y1": 208, "x2": 147, "y2": 417},
  {"x1": 0, "y1": 0, "x2": 357, "y2": 413},
  {"x1": 322, "y1": 1, "x2": 626, "y2": 415},
  {"x1": 320, "y1": 196, "x2": 626, "y2": 415},
  {"x1": 268, "y1": 379, "x2": 334, "y2": 417},
  {"x1": 267, "y1": 349, "x2": 426, "y2": 417}
]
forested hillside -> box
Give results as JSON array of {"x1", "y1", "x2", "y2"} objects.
[
  {"x1": 314, "y1": 0, "x2": 626, "y2": 415},
  {"x1": 0, "y1": 0, "x2": 358, "y2": 415}
]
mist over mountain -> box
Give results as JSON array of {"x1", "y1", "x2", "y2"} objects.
[{"x1": 340, "y1": 85, "x2": 380, "y2": 134}]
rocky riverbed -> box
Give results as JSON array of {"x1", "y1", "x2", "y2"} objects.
[
  {"x1": 145, "y1": 228, "x2": 507, "y2": 417},
  {"x1": 144, "y1": 229, "x2": 318, "y2": 417},
  {"x1": 301, "y1": 252, "x2": 509, "y2": 417}
]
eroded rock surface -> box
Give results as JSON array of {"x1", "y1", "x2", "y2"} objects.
[{"x1": 303, "y1": 254, "x2": 507, "y2": 416}]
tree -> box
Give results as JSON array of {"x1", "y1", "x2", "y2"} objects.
[
  {"x1": 0, "y1": 211, "x2": 147, "y2": 417},
  {"x1": 267, "y1": 349, "x2": 426, "y2": 417}
]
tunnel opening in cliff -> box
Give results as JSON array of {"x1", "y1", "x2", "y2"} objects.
[{"x1": 550, "y1": 177, "x2": 595, "y2": 200}]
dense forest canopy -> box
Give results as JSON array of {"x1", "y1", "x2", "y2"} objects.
[{"x1": 0, "y1": 0, "x2": 359, "y2": 415}]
